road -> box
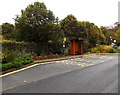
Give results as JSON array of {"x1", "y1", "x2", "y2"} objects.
[{"x1": 2, "y1": 54, "x2": 119, "y2": 93}]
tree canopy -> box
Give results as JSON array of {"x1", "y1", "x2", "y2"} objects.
[
  {"x1": 60, "y1": 15, "x2": 106, "y2": 48},
  {"x1": 60, "y1": 14, "x2": 82, "y2": 40},
  {"x1": 1, "y1": 23, "x2": 14, "y2": 40},
  {"x1": 114, "y1": 24, "x2": 120, "y2": 46},
  {"x1": 14, "y1": 2, "x2": 62, "y2": 54},
  {"x1": 14, "y1": 2, "x2": 58, "y2": 43}
]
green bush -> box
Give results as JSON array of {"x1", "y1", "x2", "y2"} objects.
[
  {"x1": 63, "y1": 48, "x2": 70, "y2": 55},
  {"x1": 2, "y1": 62, "x2": 14, "y2": 71},
  {"x1": 117, "y1": 49, "x2": 120, "y2": 53},
  {"x1": 108, "y1": 48, "x2": 115, "y2": 53},
  {"x1": 2, "y1": 48, "x2": 32, "y2": 63},
  {"x1": 2, "y1": 47, "x2": 33, "y2": 71},
  {"x1": 2, "y1": 48, "x2": 18, "y2": 63},
  {"x1": 2, "y1": 56, "x2": 33, "y2": 71},
  {"x1": 83, "y1": 48, "x2": 91, "y2": 53},
  {"x1": 13, "y1": 61, "x2": 23, "y2": 68}
]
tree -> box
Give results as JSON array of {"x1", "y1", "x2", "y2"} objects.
[
  {"x1": 60, "y1": 14, "x2": 82, "y2": 40},
  {"x1": 115, "y1": 28, "x2": 120, "y2": 46},
  {"x1": 14, "y1": 2, "x2": 61, "y2": 55},
  {"x1": 79, "y1": 21, "x2": 106, "y2": 48},
  {"x1": 1, "y1": 23, "x2": 14, "y2": 40},
  {"x1": 100, "y1": 26, "x2": 117, "y2": 45},
  {"x1": 60, "y1": 15, "x2": 106, "y2": 49}
]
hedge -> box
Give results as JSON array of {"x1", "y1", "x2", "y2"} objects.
[{"x1": 1, "y1": 40, "x2": 37, "y2": 53}]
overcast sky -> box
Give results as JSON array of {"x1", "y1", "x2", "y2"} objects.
[{"x1": 0, "y1": 0, "x2": 119, "y2": 27}]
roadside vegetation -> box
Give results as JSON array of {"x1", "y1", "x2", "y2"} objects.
[
  {"x1": 90, "y1": 45, "x2": 120, "y2": 53},
  {"x1": 1, "y1": 48, "x2": 33, "y2": 71},
  {"x1": 1, "y1": 1, "x2": 120, "y2": 71}
]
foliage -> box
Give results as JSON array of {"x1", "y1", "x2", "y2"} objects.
[
  {"x1": 14, "y1": 2, "x2": 62, "y2": 55},
  {"x1": 2, "y1": 48, "x2": 18, "y2": 63},
  {"x1": 2, "y1": 56, "x2": 33, "y2": 71},
  {"x1": 100, "y1": 23, "x2": 120, "y2": 46},
  {"x1": 90, "y1": 45, "x2": 120, "y2": 53},
  {"x1": 79, "y1": 21, "x2": 106, "y2": 48},
  {"x1": 60, "y1": 14, "x2": 81, "y2": 40},
  {"x1": 1, "y1": 23, "x2": 15, "y2": 40},
  {"x1": 59, "y1": 15, "x2": 106, "y2": 50},
  {"x1": 115, "y1": 28, "x2": 120, "y2": 46},
  {"x1": 83, "y1": 48, "x2": 91, "y2": 53},
  {"x1": 2, "y1": 40, "x2": 36, "y2": 54},
  {"x1": 1, "y1": 47, "x2": 33, "y2": 71},
  {"x1": 63, "y1": 48, "x2": 70, "y2": 55},
  {"x1": 100, "y1": 26, "x2": 115, "y2": 45},
  {"x1": 2, "y1": 48, "x2": 32, "y2": 64}
]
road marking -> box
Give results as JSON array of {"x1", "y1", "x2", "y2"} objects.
[{"x1": 77, "y1": 63, "x2": 94, "y2": 67}]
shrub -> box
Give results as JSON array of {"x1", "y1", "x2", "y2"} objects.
[
  {"x1": 63, "y1": 48, "x2": 70, "y2": 55},
  {"x1": 2, "y1": 46, "x2": 33, "y2": 71},
  {"x1": 102, "y1": 45, "x2": 112, "y2": 53},
  {"x1": 91, "y1": 48, "x2": 99, "y2": 53},
  {"x1": 108, "y1": 48, "x2": 116, "y2": 53},
  {"x1": 2, "y1": 48, "x2": 32, "y2": 63},
  {"x1": 2, "y1": 48, "x2": 18, "y2": 63},
  {"x1": 90, "y1": 45, "x2": 120, "y2": 53},
  {"x1": 2, "y1": 62, "x2": 14, "y2": 71},
  {"x1": 13, "y1": 61, "x2": 23, "y2": 68},
  {"x1": 83, "y1": 48, "x2": 91, "y2": 53},
  {"x1": 2, "y1": 56, "x2": 33, "y2": 71}
]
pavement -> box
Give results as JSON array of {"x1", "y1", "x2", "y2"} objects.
[{"x1": 1, "y1": 54, "x2": 119, "y2": 93}]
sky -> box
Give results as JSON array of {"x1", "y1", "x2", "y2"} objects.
[{"x1": 0, "y1": 0, "x2": 119, "y2": 27}]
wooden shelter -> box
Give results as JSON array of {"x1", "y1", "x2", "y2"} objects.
[{"x1": 70, "y1": 38, "x2": 85, "y2": 55}]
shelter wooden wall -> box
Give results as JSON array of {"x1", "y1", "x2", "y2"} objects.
[{"x1": 70, "y1": 39, "x2": 83, "y2": 55}]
